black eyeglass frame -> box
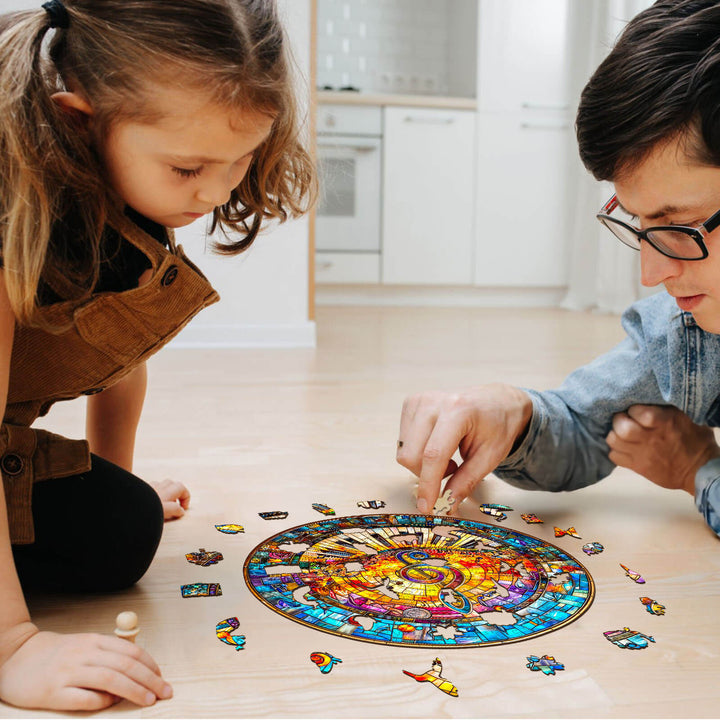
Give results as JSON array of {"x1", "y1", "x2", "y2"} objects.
[{"x1": 595, "y1": 194, "x2": 720, "y2": 261}]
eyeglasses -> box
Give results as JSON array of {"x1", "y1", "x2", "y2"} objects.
[{"x1": 596, "y1": 194, "x2": 720, "y2": 260}]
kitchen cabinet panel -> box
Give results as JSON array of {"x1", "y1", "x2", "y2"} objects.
[
  {"x1": 474, "y1": 111, "x2": 570, "y2": 287},
  {"x1": 382, "y1": 107, "x2": 476, "y2": 285}
]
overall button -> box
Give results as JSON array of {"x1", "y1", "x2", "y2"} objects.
[
  {"x1": 84, "y1": 387, "x2": 104, "y2": 395},
  {"x1": 1, "y1": 454, "x2": 24, "y2": 476},
  {"x1": 162, "y1": 265, "x2": 179, "y2": 287}
]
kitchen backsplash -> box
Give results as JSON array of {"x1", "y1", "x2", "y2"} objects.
[{"x1": 316, "y1": 0, "x2": 476, "y2": 97}]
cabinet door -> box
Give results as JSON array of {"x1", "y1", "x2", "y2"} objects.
[
  {"x1": 382, "y1": 107, "x2": 476, "y2": 285},
  {"x1": 474, "y1": 111, "x2": 570, "y2": 286}
]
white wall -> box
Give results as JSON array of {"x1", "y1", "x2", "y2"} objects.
[{"x1": 0, "y1": 0, "x2": 314, "y2": 348}]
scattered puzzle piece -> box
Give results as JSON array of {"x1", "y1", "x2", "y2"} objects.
[
  {"x1": 357, "y1": 500, "x2": 385, "y2": 509},
  {"x1": 521, "y1": 513, "x2": 543, "y2": 524},
  {"x1": 181, "y1": 583, "x2": 222, "y2": 598},
  {"x1": 582, "y1": 542, "x2": 604, "y2": 555},
  {"x1": 554, "y1": 526, "x2": 581, "y2": 538},
  {"x1": 215, "y1": 524, "x2": 244, "y2": 534},
  {"x1": 620, "y1": 563, "x2": 646, "y2": 583},
  {"x1": 259, "y1": 511, "x2": 289, "y2": 520},
  {"x1": 186, "y1": 548, "x2": 224, "y2": 566},
  {"x1": 310, "y1": 651, "x2": 342, "y2": 674},
  {"x1": 640, "y1": 597, "x2": 666, "y2": 615},
  {"x1": 603, "y1": 627, "x2": 655, "y2": 649},
  {"x1": 312, "y1": 503, "x2": 335, "y2": 515},
  {"x1": 479, "y1": 503, "x2": 513, "y2": 522},
  {"x1": 216, "y1": 617, "x2": 246, "y2": 650},
  {"x1": 403, "y1": 658, "x2": 458, "y2": 697},
  {"x1": 526, "y1": 654, "x2": 565, "y2": 675},
  {"x1": 433, "y1": 489, "x2": 455, "y2": 516}
]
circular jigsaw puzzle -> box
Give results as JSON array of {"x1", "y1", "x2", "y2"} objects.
[{"x1": 243, "y1": 514, "x2": 594, "y2": 648}]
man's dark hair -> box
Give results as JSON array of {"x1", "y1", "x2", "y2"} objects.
[{"x1": 577, "y1": 0, "x2": 720, "y2": 181}]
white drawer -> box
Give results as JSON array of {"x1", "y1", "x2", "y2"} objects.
[{"x1": 315, "y1": 252, "x2": 381, "y2": 284}]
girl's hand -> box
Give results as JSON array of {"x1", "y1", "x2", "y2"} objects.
[
  {"x1": 0, "y1": 629, "x2": 172, "y2": 711},
  {"x1": 149, "y1": 478, "x2": 191, "y2": 520}
]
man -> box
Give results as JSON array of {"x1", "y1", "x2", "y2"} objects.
[{"x1": 397, "y1": 0, "x2": 720, "y2": 538}]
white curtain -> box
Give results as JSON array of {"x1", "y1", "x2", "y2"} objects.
[{"x1": 561, "y1": 0, "x2": 655, "y2": 314}]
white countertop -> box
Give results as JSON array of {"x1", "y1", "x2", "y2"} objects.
[{"x1": 317, "y1": 90, "x2": 477, "y2": 110}]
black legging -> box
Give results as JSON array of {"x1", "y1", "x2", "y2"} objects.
[{"x1": 12, "y1": 454, "x2": 164, "y2": 593}]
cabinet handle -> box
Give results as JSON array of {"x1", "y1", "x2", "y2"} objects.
[
  {"x1": 403, "y1": 116, "x2": 455, "y2": 125},
  {"x1": 316, "y1": 262, "x2": 334, "y2": 270},
  {"x1": 520, "y1": 122, "x2": 570, "y2": 130},
  {"x1": 521, "y1": 102, "x2": 570, "y2": 111}
]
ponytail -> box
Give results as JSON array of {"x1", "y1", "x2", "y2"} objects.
[{"x1": 0, "y1": 10, "x2": 105, "y2": 327}]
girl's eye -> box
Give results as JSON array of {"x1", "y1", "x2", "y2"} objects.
[{"x1": 172, "y1": 166, "x2": 202, "y2": 178}]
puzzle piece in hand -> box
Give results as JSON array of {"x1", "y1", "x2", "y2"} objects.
[
  {"x1": 582, "y1": 542, "x2": 604, "y2": 555},
  {"x1": 216, "y1": 617, "x2": 246, "y2": 650},
  {"x1": 433, "y1": 488, "x2": 455, "y2": 516},
  {"x1": 604, "y1": 627, "x2": 655, "y2": 649},
  {"x1": 554, "y1": 526, "x2": 581, "y2": 538},
  {"x1": 186, "y1": 548, "x2": 224, "y2": 566},
  {"x1": 310, "y1": 651, "x2": 342, "y2": 674},
  {"x1": 403, "y1": 658, "x2": 458, "y2": 697},
  {"x1": 259, "y1": 511, "x2": 289, "y2": 520},
  {"x1": 312, "y1": 503, "x2": 335, "y2": 515},
  {"x1": 521, "y1": 513, "x2": 543, "y2": 524},
  {"x1": 640, "y1": 597, "x2": 666, "y2": 615},
  {"x1": 479, "y1": 503, "x2": 513, "y2": 522},
  {"x1": 526, "y1": 654, "x2": 565, "y2": 675},
  {"x1": 215, "y1": 524, "x2": 244, "y2": 534},
  {"x1": 181, "y1": 583, "x2": 222, "y2": 598},
  {"x1": 357, "y1": 500, "x2": 385, "y2": 509},
  {"x1": 620, "y1": 563, "x2": 645, "y2": 583}
]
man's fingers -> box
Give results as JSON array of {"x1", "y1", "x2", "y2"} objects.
[{"x1": 610, "y1": 412, "x2": 645, "y2": 442}]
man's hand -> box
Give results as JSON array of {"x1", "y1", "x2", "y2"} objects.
[
  {"x1": 0, "y1": 628, "x2": 172, "y2": 711},
  {"x1": 396, "y1": 384, "x2": 533, "y2": 513},
  {"x1": 148, "y1": 479, "x2": 190, "y2": 520},
  {"x1": 607, "y1": 404, "x2": 720, "y2": 494}
]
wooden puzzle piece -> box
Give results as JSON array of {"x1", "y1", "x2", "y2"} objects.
[
  {"x1": 310, "y1": 651, "x2": 342, "y2": 673},
  {"x1": 403, "y1": 658, "x2": 458, "y2": 697}
]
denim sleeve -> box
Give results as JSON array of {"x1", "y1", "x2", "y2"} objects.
[
  {"x1": 695, "y1": 458, "x2": 720, "y2": 538},
  {"x1": 494, "y1": 295, "x2": 678, "y2": 492}
]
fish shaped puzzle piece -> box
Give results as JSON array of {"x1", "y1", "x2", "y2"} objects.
[
  {"x1": 215, "y1": 524, "x2": 244, "y2": 534},
  {"x1": 403, "y1": 658, "x2": 458, "y2": 697},
  {"x1": 582, "y1": 542, "x2": 604, "y2": 555},
  {"x1": 479, "y1": 503, "x2": 513, "y2": 522},
  {"x1": 521, "y1": 513, "x2": 543, "y2": 524},
  {"x1": 216, "y1": 617, "x2": 246, "y2": 651},
  {"x1": 640, "y1": 597, "x2": 666, "y2": 615},
  {"x1": 310, "y1": 651, "x2": 342, "y2": 674},
  {"x1": 620, "y1": 563, "x2": 645, "y2": 583},
  {"x1": 312, "y1": 503, "x2": 335, "y2": 515}
]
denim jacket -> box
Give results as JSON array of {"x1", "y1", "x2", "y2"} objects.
[{"x1": 495, "y1": 291, "x2": 720, "y2": 538}]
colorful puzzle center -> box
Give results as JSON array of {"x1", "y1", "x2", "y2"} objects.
[{"x1": 244, "y1": 514, "x2": 594, "y2": 648}]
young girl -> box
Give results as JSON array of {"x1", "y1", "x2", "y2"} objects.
[{"x1": 0, "y1": 0, "x2": 314, "y2": 711}]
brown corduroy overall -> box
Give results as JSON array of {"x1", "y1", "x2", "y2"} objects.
[{"x1": 1, "y1": 215, "x2": 219, "y2": 545}]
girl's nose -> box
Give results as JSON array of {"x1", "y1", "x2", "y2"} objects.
[
  {"x1": 195, "y1": 180, "x2": 232, "y2": 208},
  {"x1": 640, "y1": 240, "x2": 683, "y2": 287}
]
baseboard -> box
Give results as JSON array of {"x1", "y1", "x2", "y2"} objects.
[
  {"x1": 169, "y1": 321, "x2": 317, "y2": 348},
  {"x1": 315, "y1": 284, "x2": 568, "y2": 307}
]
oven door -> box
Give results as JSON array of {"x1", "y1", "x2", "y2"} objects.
[{"x1": 316, "y1": 134, "x2": 381, "y2": 252}]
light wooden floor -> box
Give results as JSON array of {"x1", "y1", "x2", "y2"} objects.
[{"x1": 3, "y1": 305, "x2": 719, "y2": 719}]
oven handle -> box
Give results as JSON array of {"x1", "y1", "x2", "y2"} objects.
[{"x1": 317, "y1": 139, "x2": 380, "y2": 153}]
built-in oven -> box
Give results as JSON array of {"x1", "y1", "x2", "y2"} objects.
[{"x1": 315, "y1": 105, "x2": 382, "y2": 283}]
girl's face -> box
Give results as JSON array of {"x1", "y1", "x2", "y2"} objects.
[{"x1": 100, "y1": 86, "x2": 274, "y2": 228}]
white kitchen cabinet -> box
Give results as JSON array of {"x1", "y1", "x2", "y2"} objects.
[
  {"x1": 382, "y1": 107, "x2": 476, "y2": 285},
  {"x1": 474, "y1": 0, "x2": 572, "y2": 288}
]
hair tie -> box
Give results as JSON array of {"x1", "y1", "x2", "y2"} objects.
[{"x1": 42, "y1": 0, "x2": 70, "y2": 29}]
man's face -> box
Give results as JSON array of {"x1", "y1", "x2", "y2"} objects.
[
  {"x1": 100, "y1": 86, "x2": 274, "y2": 229},
  {"x1": 614, "y1": 136, "x2": 720, "y2": 333}
]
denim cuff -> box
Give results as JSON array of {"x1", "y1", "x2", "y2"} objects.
[
  {"x1": 496, "y1": 389, "x2": 545, "y2": 469},
  {"x1": 695, "y1": 457, "x2": 720, "y2": 536}
]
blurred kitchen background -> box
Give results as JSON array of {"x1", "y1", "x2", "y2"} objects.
[{"x1": 0, "y1": 0, "x2": 656, "y2": 348}]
